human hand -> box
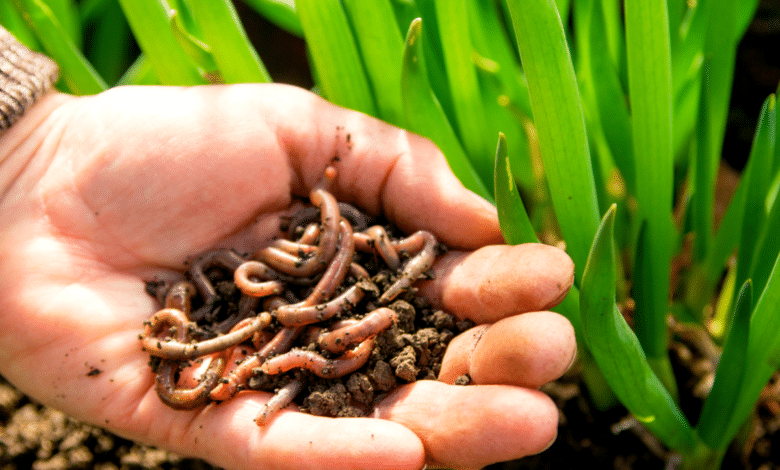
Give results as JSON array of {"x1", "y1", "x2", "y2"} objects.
[{"x1": 0, "y1": 84, "x2": 576, "y2": 470}]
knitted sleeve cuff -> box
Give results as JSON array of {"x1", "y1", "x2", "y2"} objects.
[{"x1": 0, "y1": 27, "x2": 59, "y2": 132}]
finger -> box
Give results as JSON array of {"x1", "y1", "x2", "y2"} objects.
[
  {"x1": 438, "y1": 311, "x2": 577, "y2": 388},
  {"x1": 420, "y1": 243, "x2": 575, "y2": 324},
  {"x1": 126, "y1": 392, "x2": 425, "y2": 470},
  {"x1": 374, "y1": 381, "x2": 558, "y2": 469}
]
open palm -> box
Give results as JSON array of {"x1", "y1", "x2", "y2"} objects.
[{"x1": 0, "y1": 84, "x2": 576, "y2": 470}]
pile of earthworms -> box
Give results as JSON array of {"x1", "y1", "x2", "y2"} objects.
[{"x1": 139, "y1": 166, "x2": 453, "y2": 425}]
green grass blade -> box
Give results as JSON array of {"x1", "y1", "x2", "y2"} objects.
[
  {"x1": 117, "y1": 0, "x2": 206, "y2": 85},
  {"x1": 186, "y1": 0, "x2": 271, "y2": 83},
  {"x1": 241, "y1": 0, "x2": 302, "y2": 37},
  {"x1": 580, "y1": 205, "x2": 698, "y2": 452},
  {"x1": 697, "y1": 280, "x2": 752, "y2": 450},
  {"x1": 400, "y1": 18, "x2": 490, "y2": 202},
  {"x1": 734, "y1": 95, "x2": 776, "y2": 306},
  {"x1": 580, "y1": 0, "x2": 634, "y2": 196},
  {"x1": 434, "y1": 0, "x2": 493, "y2": 190},
  {"x1": 44, "y1": 0, "x2": 81, "y2": 49},
  {"x1": 341, "y1": 0, "x2": 404, "y2": 126},
  {"x1": 699, "y1": 0, "x2": 759, "y2": 184},
  {"x1": 296, "y1": 0, "x2": 376, "y2": 116},
  {"x1": 505, "y1": 0, "x2": 600, "y2": 281},
  {"x1": 725, "y1": 249, "x2": 780, "y2": 443},
  {"x1": 624, "y1": 0, "x2": 674, "y2": 367},
  {"x1": 11, "y1": 0, "x2": 106, "y2": 94},
  {"x1": 494, "y1": 133, "x2": 537, "y2": 245}
]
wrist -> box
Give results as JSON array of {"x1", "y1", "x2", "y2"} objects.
[{"x1": 1, "y1": 26, "x2": 59, "y2": 132}]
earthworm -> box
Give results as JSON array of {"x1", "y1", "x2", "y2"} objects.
[
  {"x1": 141, "y1": 308, "x2": 191, "y2": 347},
  {"x1": 234, "y1": 261, "x2": 285, "y2": 297},
  {"x1": 145, "y1": 312, "x2": 272, "y2": 360},
  {"x1": 164, "y1": 281, "x2": 197, "y2": 312},
  {"x1": 378, "y1": 231, "x2": 437, "y2": 304},
  {"x1": 256, "y1": 186, "x2": 340, "y2": 277},
  {"x1": 317, "y1": 308, "x2": 397, "y2": 353},
  {"x1": 254, "y1": 375, "x2": 306, "y2": 425},
  {"x1": 304, "y1": 219, "x2": 354, "y2": 304},
  {"x1": 271, "y1": 219, "x2": 355, "y2": 325},
  {"x1": 258, "y1": 338, "x2": 375, "y2": 379},
  {"x1": 270, "y1": 238, "x2": 318, "y2": 257},
  {"x1": 275, "y1": 282, "x2": 368, "y2": 326},
  {"x1": 209, "y1": 325, "x2": 304, "y2": 401},
  {"x1": 287, "y1": 202, "x2": 373, "y2": 238},
  {"x1": 155, "y1": 352, "x2": 229, "y2": 410},
  {"x1": 353, "y1": 226, "x2": 401, "y2": 270}
]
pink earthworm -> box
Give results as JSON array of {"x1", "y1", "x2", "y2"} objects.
[
  {"x1": 317, "y1": 307, "x2": 397, "y2": 353},
  {"x1": 287, "y1": 202, "x2": 373, "y2": 238},
  {"x1": 353, "y1": 226, "x2": 401, "y2": 270},
  {"x1": 303, "y1": 219, "x2": 354, "y2": 304},
  {"x1": 378, "y1": 231, "x2": 437, "y2": 304},
  {"x1": 254, "y1": 375, "x2": 306, "y2": 425},
  {"x1": 272, "y1": 219, "x2": 355, "y2": 326},
  {"x1": 297, "y1": 223, "x2": 321, "y2": 245},
  {"x1": 269, "y1": 238, "x2": 319, "y2": 257},
  {"x1": 209, "y1": 325, "x2": 304, "y2": 401},
  {"x1": 164, "y1": 281, "x2": 197, "y2": 312},
  {"x1": 258, "y1": 338, "x2": 375, "y2": 379},
  {"x1": 275, "y1": 280, "x2": 370, "y2": 326},
  {"x1": 233, "y1": 261, "x2": 285, "y2": 297},
  {"x1": 144, "y1": 312, "x2": 273, "y2": 360},
  {"x1": 256, "y1": 185, "x2": 340, "y2": 277},
  {"x1": 155, "y1": 351, "x2": 229, "y2": 410}
]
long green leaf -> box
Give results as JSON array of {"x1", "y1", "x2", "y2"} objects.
[
  {"x1": 697, "y1": 280, "x2": 752, "y2": 450},
  {"x1": 186, "y1": 0, "x2": 271, "y2": 84},
  {"x1": 580, "y1": 205, "x2": 698, "y2": 452},
  {"x1": 342, "y1": 0, "x2": 404, "y2": 126},
  {"x1": 734, "y1": 95, "x2": 777, "y2": 302},
  {"x1": 296, "y1": 0, "x2": 376, "y2": 116},
  {"x1": 467, "y1": 0, "x2": 533, "y2": 192},
  {"x1": 434, "y1": 0, "x2": 493, "y2": 190},
  {"x1": 726, "y1": 249, "x2": 780, "y2": 443},
  {"x1": 400, "y1": 18, "x2": 490, "y2": 202},
  {"x1": 581, "y1": 0, "x2": 634, "y2": 196},
  {"x1": 11, "y1": 0, "x2": 106, "y2": 95},
  {"x1": 117, "y1": 0, "x2": 205, "y2": 85},
  {"x1": 505, "y1": 0, "x2": 600, "y2": 281},
  {"x1": 624, "y1": 0, "x2": 675, "y2": 374},
  {"x1": 44, "y1": 0, "x2": 81, "y2": 49},
  {"x1": 494, "y1": 133, "x2": 536, "y2": 245}
]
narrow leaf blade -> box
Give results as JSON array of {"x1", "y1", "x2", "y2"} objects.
[
  {"x1": 580, "y1": 205, "x2": 697, "y2": 452},
  {"x1": 494, "y1": 133, "x2": 537, "y2": 245},
  {"x1": 400, "y1": 18, "x2": 491, "y2": 202}
]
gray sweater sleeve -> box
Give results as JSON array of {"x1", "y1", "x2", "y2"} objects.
[{"x1": 0, "y1": 26, "x2": 59, "y2": 132}]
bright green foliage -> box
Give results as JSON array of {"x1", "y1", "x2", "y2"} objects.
[{"x1": 2, "y1": 1, "x2": 778, "y2": 467}]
